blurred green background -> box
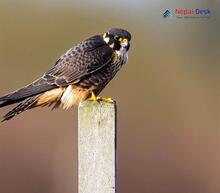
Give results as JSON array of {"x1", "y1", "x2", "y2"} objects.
[{"x1": 0, "y1": 0, "x2": 219, "y2": 193}]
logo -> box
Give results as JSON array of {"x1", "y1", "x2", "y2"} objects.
[
  {"x1": 163, "y1": 10, "x2": 173, "y2": 18},
  {"x1": 163, "y1": 8, "x2": 211, "y2": 19}
]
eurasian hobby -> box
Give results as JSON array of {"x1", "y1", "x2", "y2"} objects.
[{"x1": 0, "y1": 28, "x2": 131, "y2": 121}]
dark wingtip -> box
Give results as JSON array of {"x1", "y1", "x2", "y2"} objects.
[
  {"x1": 1, "y1": 118, "x2": 7, "y2": 123},
  {"x1": 0, "y1": 100, "x2": 7, "y2": 108},
  {"x1": 1, "y1": 115, "x2": 8, "y2": 122},
  {"x1": 1, "y1": 110, "x2": 17, "y2": 122},
  {"x1": 0, "y1": 98, "x2": 24, "y2": 108},
  {"x1": 1, "y1": 115, "x2": 14, "y2": 122}
]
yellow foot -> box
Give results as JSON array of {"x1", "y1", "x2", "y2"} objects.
[
  {"x1": 87, "y1": 92, "x2": 114, "y2": 103},
  {"x1": 88, "y1": 92, "x2": 99, "y2": 101},
  {"x1": 97, "y1": 97, "x2": 114, "y2": 103}
]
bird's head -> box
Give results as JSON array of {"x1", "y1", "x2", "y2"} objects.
[{"x1": 103, "y1": 28, "x2": 131, "y2": 51}]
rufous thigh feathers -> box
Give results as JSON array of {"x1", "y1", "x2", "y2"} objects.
[
  {"x1": 36, "y1": 85, "x2": 89, "y2": 109},
  {"x1": 61, "y1": 85, "x2": 89, "y2": 109},
  {"x1": 36, "y1": 87, "x2": 65, "y2": 107}
]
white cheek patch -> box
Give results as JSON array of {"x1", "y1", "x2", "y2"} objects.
[{"x1": 103, "y1": 33, "x2": 110, "y2": 44}]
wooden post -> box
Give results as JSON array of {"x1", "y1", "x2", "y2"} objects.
[{"x1": 78, "y1": 101, "x2": 117, "y2": 193}]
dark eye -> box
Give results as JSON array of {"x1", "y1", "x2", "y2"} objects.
[{"x1": 114, "y1": 36, "x2": 122, "y2": 41}]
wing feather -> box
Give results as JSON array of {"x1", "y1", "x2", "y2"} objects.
[
  {"x1": 44, "y1": 35, "x2": 113, "y2": 86},
  {"x1": 0, "y1": 35, "x2": 112, "y2": 107}
]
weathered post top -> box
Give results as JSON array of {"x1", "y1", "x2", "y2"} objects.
[{"x1": 78, "y1": 100, "x2": 117, "y2": 193}]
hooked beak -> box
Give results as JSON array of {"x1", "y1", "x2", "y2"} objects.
[{"x1": 121, "y1": 39, "x2": 130, "y2": 50}]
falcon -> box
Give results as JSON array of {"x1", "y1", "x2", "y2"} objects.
[{"x1": 0, "y1": 28, "x2": 131, "y2": 121}]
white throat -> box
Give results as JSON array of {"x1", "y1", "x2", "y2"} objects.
[{"x1": 116, "y1": 47, "x2": 128, "y2": 64}]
